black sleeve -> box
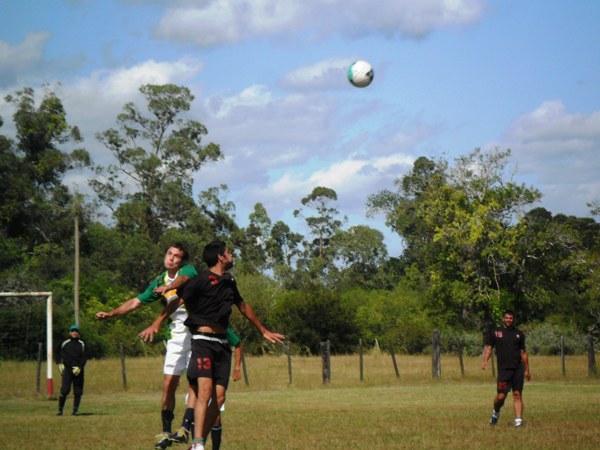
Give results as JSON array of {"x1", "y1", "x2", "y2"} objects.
[
  {"x1": 231, "y1": 279, "x2": 244, "y2": 306},
  {"x1": 80, "y1": 341, "x2": 87, "y2": 368},
  {"x1": 484, "y1": 330, "x2": 495, "y2": 347},
  {"x1": 178, "y1": 274, "x2": 201, "y2": 301}
]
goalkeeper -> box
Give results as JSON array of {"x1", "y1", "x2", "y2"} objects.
[{"x1": 57, "y1": 324, "x2": 87, "y2": 416}]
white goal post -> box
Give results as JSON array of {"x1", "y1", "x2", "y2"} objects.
[{"x1": 0, "y1": 292, "x2": 53, "y2": 397}]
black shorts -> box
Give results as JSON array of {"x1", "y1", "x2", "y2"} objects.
[
  {"x1": 496, "y1": 363, "x2": 525, "y2": 394},
  {"x1": 187, "y1": 334, "x2": 232, "y2": 389}
]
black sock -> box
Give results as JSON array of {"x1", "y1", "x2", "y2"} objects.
[
  {"x1": 162, "y1": 409, "x2": 174, "y2": 433},
  {"x1": 182, "y1": 407, "x2": 194, "y2": 431},
  {"x1": 58, "y1": 394, "x2": 66, "y2": 412},
  {"x1": 73, "y1": 395, "x2": 81, "y2": 411},
  {"x1": 211, "y1": 424, "x2": 222, "y2": 450}
]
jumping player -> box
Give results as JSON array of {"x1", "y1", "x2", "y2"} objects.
[
  {"x1": 96, "y1": 242, "x2": 197, "y2": 449},
  {"x1": 168, "y1": 326, "x2": 243, "y2": 449},
  {"x1": 482, "y1": 309, "x2": 531, "y2": 427},
  {"x1": 170, "y1": 240, "x2": 285, "y2": 450}
]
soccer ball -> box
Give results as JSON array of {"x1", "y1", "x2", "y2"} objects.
[{"x1": 347, "y1": 60, "x2": 374, "y2": 88}]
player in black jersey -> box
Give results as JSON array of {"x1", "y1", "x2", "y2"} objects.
[
  {"x1": 482, "y1": 309, "x2": 531, "y2": 427},
  {"x1": 164, "y1": 240, "x2": 285, "y2": 450}
]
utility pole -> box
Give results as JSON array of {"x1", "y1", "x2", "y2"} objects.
[{"x1": 74, "y1": 204, "x2": 80, "y2": 326}]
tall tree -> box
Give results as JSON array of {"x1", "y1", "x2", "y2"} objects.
[
  {"x1": 368, "y1": 149, "x2": 542, "y2": 326},
  {"x1": 294, "y1": 186, "x2": 345, "y2": 283},
  {"x1": 240, "y1": 203, "x2": 272, "y2": 273},
  {"x1": 92, "y1": 84, "x2": 222, "y2": 242},
  {"x1": 367, "y1": 156, "x2": 446, "y2": 278},
  {"x1": 332, "y1": 225, "x2": 388, "y2": 289},
  {"x1": 197, "y1": 184, "x2": 239, "y2": 241},
  {"x1": 1, "y1": 86, "x2": 90, "y2": 277}
]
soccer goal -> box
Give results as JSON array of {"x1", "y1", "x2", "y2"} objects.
[{"x1": 0, "y1": 292, "x2": 53, "y2": 397}]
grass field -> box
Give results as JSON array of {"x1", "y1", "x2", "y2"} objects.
[{"x1": 1, "y1": 353, "x2": 599, "y2": 449}]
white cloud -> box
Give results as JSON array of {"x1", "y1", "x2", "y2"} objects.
[
  {"x1": 493, "y1": 101, "x2": 600, "y2": 217},
  {"x1": 280, "y1": 57, "x2": 353, "y2": 90},
  {"x1": 507, "y1": 100, "x2": 600, "y2": 144},
  {"x1": 253, "y1": 153, "x2": 414, "y2": 217},
  {"x1": 0, "y1": 32, "x2": 51, "y2": 85},
  {"x1": 155, "y1": 0, "x2": 485, "y2": 48},
  {"x1": 155, "y1": 1, "x2": 306, "y2": 47}
]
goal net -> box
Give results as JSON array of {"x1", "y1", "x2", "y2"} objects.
[{"x1": 0, "y1": 292, "x2": 53, "y2": 397}]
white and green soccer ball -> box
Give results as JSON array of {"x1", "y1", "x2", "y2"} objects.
[{"x1": 347, "y1": 60, "x2": 374, "y2": 88}]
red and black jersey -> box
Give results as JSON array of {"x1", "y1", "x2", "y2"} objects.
[
  {"x1": 179, "y1": 269, "x2": 243, "y2": 331},
  {"x1": 485, "y1": 326, "x2": 526, "y2": 370}
]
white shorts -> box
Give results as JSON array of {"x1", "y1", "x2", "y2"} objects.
[{"x1": 163, "y1": 328, "x2": 191, "y2": 376}]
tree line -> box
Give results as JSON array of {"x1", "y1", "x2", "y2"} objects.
[{"x1": 1, "y1": 84, "x2": 598, "y2": 359}]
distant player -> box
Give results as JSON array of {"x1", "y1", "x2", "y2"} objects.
[
  {"x1": 56, "y1": 324, "x2": 87, "y2": 416},
  {"x1": 482, "y1": 309, "x2": 531, "y2": 427}
]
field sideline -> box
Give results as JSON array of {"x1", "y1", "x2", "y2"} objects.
[{"x1": 1, "y1": 354, "x2": 598, "y2": 449}]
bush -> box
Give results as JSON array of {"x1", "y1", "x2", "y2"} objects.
[{"x1": 524, "y1": 322, "x2": 587, "y2": 355}]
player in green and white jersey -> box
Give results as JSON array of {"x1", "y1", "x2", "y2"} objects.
[{"x1": 96, "y1": 242, "x2": 197, "y2": 449}]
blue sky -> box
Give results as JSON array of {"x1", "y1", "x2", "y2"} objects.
[{"x1": 2, "y1": 0, "x2": 599, "y2": 256}]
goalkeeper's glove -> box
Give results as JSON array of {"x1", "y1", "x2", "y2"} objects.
[
  {"x1": 58, "y1": 363, "x2": 64, "y2": 374},
  {"x1": 72, "y1": 366, "x2": 81, "y2": 376}
]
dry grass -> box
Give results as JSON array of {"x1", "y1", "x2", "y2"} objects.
[{"x1": 0, "y1": 354, "x2": 598, "y2": 449}]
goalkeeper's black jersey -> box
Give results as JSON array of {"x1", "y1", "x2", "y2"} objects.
[{"x1": 59, "y1": 338, "x2": 86, "y2": 368}]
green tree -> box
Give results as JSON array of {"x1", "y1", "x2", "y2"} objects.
[
  {"x1": 197, "y1": 184, "x2": 239, "y2": 241},
  {"x1": 1, "y1": 86, "x2": 90, "y2": 281},
  {"x1": 368, "y1": 149, "x2": 542, "y2": 327},
  {"x1": 294, "y1": 186, "x2": 344, "y2": 258},
  {"x1": 332, "y1": 225, "x2": 388, "y2": 289},
  {"x1": 92, "y1": 84, "x2": 222, "y2": 242},
  {"x1": 367, "y1": 156, "x2": 446, "y2": 277},
  {"x1": 275, "y1": 285, "x2": 359, "y2": 354},
  {"x1": 239, "y1": 203, "x2": 272, "y2": 273},
  {"x1": 294, "y1": 186, "x2": 345, "y2": 283}
]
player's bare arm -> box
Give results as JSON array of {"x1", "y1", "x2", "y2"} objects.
[
  {"x1": 232, "y1": 344, "x2": 243, "y2": 381},
  {"x1": 521, "y1": 349, "x2": 531, "y2": 381},
  {"x1": 153, "y1": 275, "x2": 192, "y2": 295},
  {"x1": 237, "y1": 301, "x2": 285, "y2": 344},
  {"x1": 138, "y1": 297, "x2": 184, "y2": 342},
  {"x1": 96, "y1": 297, "x2": 143, "y2": 320},
  {"x1": 482, "y1": 345, "x2": 492, "y2": 370}
]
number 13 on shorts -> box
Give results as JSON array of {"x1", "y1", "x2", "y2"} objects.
[{"x1": 197, "y1": 357, "x2": 212, "y2": 370}]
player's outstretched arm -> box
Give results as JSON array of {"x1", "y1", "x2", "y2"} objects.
[
  {"x1": 153, "y1": 275, "x2": 192, "y2": 295},
  {"x1": 237, "y1": 301, "x2": 285, "y2": 344},
  {"x1": 96, "y1": 297, "x2": 142, "y2": 320},
  {"x1": 139, "y1": 297, "x2": 184, "y2": 342}
]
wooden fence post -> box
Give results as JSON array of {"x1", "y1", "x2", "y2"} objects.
[
  {"x1": 286, "y1": 342, "x2": 293, "y2": 385},
  {"x1": 359, "y1": 339, "x2": 364, "y2": 382},
  {"x1": 321, "y1": 340, "x2": 331, "y2": 384},
  {"x1": 432, "y1": 330, "x2": 441, "y2": 379},
  {"x1": 119, "y1": 342, "x2": 127, "y2": 390},
  {"x1": 241, "y1": 350, "x2": 249, "y2": 386},
  {"x1": 588, "y1": 333, "x2": 597, "y2": 377},
  {"x1": 390, "y1": 346, "x2": 400, "y2": 378},
  {"x1": 457, "y1": 342, "x2": 465, "y2": 377},
  {"x1": 560, "y1": 336, "x2": 566, "y2": 377}
]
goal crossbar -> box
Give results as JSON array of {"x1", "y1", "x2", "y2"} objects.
[{"x1": 0, "y1": 292, "x2": 53, "y2": 397}]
